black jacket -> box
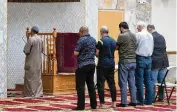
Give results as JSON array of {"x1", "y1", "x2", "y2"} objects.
[{"x1": 151, "y1": 31, "x2": 169, "y2": 69}]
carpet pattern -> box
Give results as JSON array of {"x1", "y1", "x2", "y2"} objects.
[{"x1": 1, "y1": 89, "x2": 176, "y2": 111}]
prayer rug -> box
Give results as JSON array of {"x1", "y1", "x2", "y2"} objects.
[{"x1": 56, "y1": 33, "x2": 80, "y2": 73}]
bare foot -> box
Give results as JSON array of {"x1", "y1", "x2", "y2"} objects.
[{"x1": 112, "y1": 102, "x2": 116, "y2": 108}]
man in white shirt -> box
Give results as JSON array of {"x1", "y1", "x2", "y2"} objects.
[{"x1": 135, "y1": 21, "x2": 154, "y2": 105}]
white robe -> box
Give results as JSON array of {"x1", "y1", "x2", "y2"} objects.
[{"x1": 23, "y1": 34, "x2": 44, "y2": 97}]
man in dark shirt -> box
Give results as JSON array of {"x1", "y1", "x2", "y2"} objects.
[
  {"x1": 117, "y1": 22, "x2": 137, "y2": 107},
  {"x1": 147, "y1": 24, "x2": 169, "y2": 102},
  {"x1": 96, "y1": 26, "x2": 117, "y2": 108},
  {"x1": 73, "y1": 26, "x2": 97, "y2": 110}
]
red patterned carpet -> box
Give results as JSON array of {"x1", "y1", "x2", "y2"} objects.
[{"x1": 1, "y1": 89, "x2": 176, "y2": 111}]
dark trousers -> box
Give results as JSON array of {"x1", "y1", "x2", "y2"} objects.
[
  {"x1": 75, "y1": 64, "x2": 97, "y2": 109},
  {"x1": 97, "y1": 66, "x2": 116, "y2": 104}
]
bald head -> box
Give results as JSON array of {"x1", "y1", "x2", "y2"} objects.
[
  {"x1": 100, "y1": 26, "x2": 109, "y2": 37},
  {"x1": 79, "y1": 26, "x2": 89, "y2": 37},
  {"x1": 100, "y1": 26, "x2": 109, "y2": 33}
]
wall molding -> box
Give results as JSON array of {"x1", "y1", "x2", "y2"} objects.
[{"x1": 167, "y1": 51, "x2": 177, "y2": 54}]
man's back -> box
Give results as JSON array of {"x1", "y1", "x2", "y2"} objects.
[
  {"x1": 97, "y1": 36, "x2": 116, "y2": 67},
  {"x1": 152, "y1": 32, "x2": 167, "y2": 57},
  {"x1": 75, "y1": 34, "x2": 96, "y2": 68},
  {"x1": 24, "y1": 34, "x2": 43, "y2": 70},
  {"x1": 136, "y1": 29, "x2": 154, "y2": 57},
  {"x1": 117, "y1": 30, "x2": 136, "y2": 64},
  {"x1": 151, "y1": 31, "x2": 169, "y2": 69}
]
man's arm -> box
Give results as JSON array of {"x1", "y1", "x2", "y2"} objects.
[
  {"x1": 23, "y1": 38, "x2": 32, "y2": 55},
  {"x1": 96, "y1": 49, "x2": 99, "y2": 57},
  {"x1": 74, "y1": 39, "x2": 82, "y2": 56},
  {"x1": 151, "y1": 34, "x2": 154, "y2": 55},
  {"x1": 41, "y1": 40, "x2": 44, "y2": 54},
  {"x1": 96, "y1": 40, "x2": 103, "y2": 57},
  {"x1": 116, "y1": 35, "x2": 123, "y2": 50},
  {"x1": 135, "y1": 33, "x2": 140, "y2": 47}
]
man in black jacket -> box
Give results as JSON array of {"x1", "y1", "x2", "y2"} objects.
[{"x1": 147, "y1": 24, "x2": 169, "y2": 102}]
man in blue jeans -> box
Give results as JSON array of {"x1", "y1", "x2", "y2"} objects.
[
  {"x1": 147, "y1": 24, "x2": 169, "y2": 102},
  {"x1": 117, "y1": 22, "x2": 137, "y2": 107},
  {"x1": 135, "y1": 21, "x2": 154, "y2": 105}
]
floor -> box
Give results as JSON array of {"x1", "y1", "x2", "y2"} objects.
[{"x1": 1, "y1": 89, "x2": 176, "y2": 111}]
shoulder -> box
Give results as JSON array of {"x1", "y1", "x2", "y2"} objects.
[
  {"x1": 156, "y1": 32, "x2": 164, "y2": 38},
  {"x1": 98, "y1": 39, "x2": 103, "y2": 44},
  {"x1": 36, "y1": 35, "x2": 42, "y2": 41},
  {"x1": 109, "y1": 37, "x2": 116, "y2": 43},
  {"x1": 28, "y1": 36, "x2": 35, "y2": 42},
  {"x1": 129, "y1": 31, "x2": 136, "y2": 37},
  {"x1": 77, "y1": 37, "x2": 84, "y2": 42},
  {"x1": 90, "y1": 36, "x2": 96, "y2": 41},
  {"x1": 88, "y1": 36, "x2": 96, "y2": 44},
  {"x1": 119, "y1": 33, "x2": 125, "y2": 37},
  {"x1": 147, "y1": 32, "x2": 153, "y2": 38},
  {"x1": 155, "y1": 32, "x2": 166, "y2": 41},
  {"x1": 136, "y1": 32, "x2": 143, "y2": 36},
  {"x1": 118, "y1": 33, "x2": 125, "y2": 39}
]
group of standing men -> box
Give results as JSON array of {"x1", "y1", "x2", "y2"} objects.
[
  {"x1": 23, "y1": 21, "x2": 169, "y2": 111},
  {"x1": 73, "y1": 21, "x2": 169, "y2": 110}
]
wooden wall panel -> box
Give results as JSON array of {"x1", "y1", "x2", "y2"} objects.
[
  {"x1": 42, "y1": 74, "x2": 76, "y2": 94},
  {"x1": 42, "y1": 75, "x2": 53, "y2": 93}
]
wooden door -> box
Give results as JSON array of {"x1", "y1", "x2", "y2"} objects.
[{"x1": 98, "y1": 10, "x2": 124, "y2": 89}]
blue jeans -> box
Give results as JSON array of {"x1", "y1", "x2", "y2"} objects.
[
  {"x1": 135, "y1": 56, "x2": 153, "y2": 105},
  {"x1": 151, "y1": 68, "x2": 167, "y2": 101},
  {"x1": 118, "y1": 63, "x2": 137, "y2": 104}
]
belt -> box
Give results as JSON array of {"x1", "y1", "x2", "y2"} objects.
[{"x1": 136, "y1": 55, "x2": 151, "y2": 58}]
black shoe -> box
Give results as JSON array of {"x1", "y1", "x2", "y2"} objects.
[
  {"x1": 128, "y1": 103, "x2": 136, "y2": 106},
  {"x1": 157, "y1": 99, "x2": 164, "y2": 102},
  {"x1": 116, "y1": 104, "x2": 127, "y2": 107},
  {"x1": 72, "y1": 107, "x2": 84, "y2": 110},
  {"x1": 136, "y1": 103, "x2": 144, "y2": 106},
  {"x1": 91, "y1": 107, "x2": 97, "y2": 109}
]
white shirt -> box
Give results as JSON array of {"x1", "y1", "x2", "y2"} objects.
[{"x1": 136, "y1": 29, "x2": 154, "y2": 57}]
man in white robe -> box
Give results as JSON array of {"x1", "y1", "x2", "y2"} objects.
[{"x1": 23, "y1": 26, "x2": 44, "y2": 98}]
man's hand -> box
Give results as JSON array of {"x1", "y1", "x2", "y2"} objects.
[
  {"x1": 74, "y1": 51, "x2": 79, "y2": 56},
  {"x1": 96, "y1": 49, "x2": 99, "y2": 57},
  {"x1": 115, "y1": 45, "x2": 119, "y2": 50}
]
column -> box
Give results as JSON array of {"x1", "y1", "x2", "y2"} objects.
[
  {"x1": 0, "y1": 0, "x2": 7, "y2": 98},
  {"x1": 85, "y1": 0, "x2": 98, "y2": 41},
  {"x1": 124, "y1": 0, "x2": 151, "y2": 33},
  {"x1": 85, "y1": 0, "x2": 99, "y2": 85}
]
